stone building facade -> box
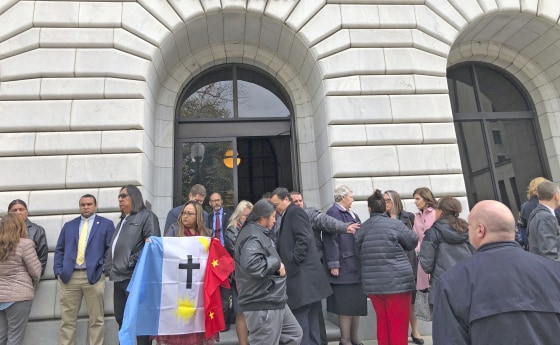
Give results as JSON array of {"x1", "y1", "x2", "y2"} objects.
[{"x1": 1, "y1": 0, "x2": 560, "y2": 343}]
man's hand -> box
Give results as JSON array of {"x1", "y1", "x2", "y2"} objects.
[
  {"x1": 330, "y1": 268, "x2": 339, "y2": 276},
  {"x1": 346, "y1": 223, "x2": 360, "y2": 234}
]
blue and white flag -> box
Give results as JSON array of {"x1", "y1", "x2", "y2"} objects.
[{"x1": 118, "y1": 236, "x2": 211, "y2": 345}]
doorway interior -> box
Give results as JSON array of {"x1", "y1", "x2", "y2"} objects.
[{"x1": 174, "y1": 64, "x2": 297, "y2": 210}]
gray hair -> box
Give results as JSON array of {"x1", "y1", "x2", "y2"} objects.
[{"x1": 334, "y1": 185, "x2": 352, "y2": 202}]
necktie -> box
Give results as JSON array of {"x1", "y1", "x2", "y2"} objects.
[
  {"x1": 215, "y1": 212, "x2": 221, "y2": 240},
  {"x1": 76, "y1": 218, "x2": 88, "y2": 265}
]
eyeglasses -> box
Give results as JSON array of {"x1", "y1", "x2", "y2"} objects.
[
  {"x1": 182, "y1": 212, "x2": 197, "y2": 217},
  {"x1": 118, "y1": 193, "x2": 129, "y2": 199}
]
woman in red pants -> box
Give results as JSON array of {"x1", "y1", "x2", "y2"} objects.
[{"x1": 355, "y1": 190, "x2": 418, "y2": 345}]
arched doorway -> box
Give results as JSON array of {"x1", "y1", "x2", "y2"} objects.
[
  {"x1": 447, "y1": 62, "x2": 550, "y2": 211},
  {"x1": 173, "y1": 64, "x2": 297, "y2": 208}
]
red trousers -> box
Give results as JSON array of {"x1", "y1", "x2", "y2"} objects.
[{"x1": 369, "y1": 293, "x2": 411, "y2": 345}]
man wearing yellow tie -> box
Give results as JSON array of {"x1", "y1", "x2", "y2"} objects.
[{"x1": 53, "y1": 194, "x2": 115, "y2": 345}]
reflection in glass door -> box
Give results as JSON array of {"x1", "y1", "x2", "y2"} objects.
[
  {"x1": 448, "y1": 62, "x2": 549, "y2": 212},
  {"x1": 179, "y1": 140, "x2": 237, "y2": 210},
  {"x1": 174, "y1": 64, "x2": 297, "y2": 210}
]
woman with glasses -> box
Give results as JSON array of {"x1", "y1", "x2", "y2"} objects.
[
  {"x1": 105, "y1": 185, "x2": 161, "y2": 345},
  {"x1": 323, "y1": 185, "x2": 366, "y2": 345},
  {"x1": 154, "y1": 200, "x2": 216, "y2": 345},
  {"x1": 384, "y1": 190, "x2": 423, "y2": 344}
]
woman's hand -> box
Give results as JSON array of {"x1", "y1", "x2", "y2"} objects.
[{"x1": 278, "y1": 262, "x2": 286, "y2": 276}]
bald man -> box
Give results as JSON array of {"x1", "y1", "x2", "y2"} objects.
[{"x1": 432, "y1": 200, "x2": 560, "y2": 345}]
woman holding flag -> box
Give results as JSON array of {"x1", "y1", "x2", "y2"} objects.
[{"x1": 155, "y1": 200, "x2": 217, "y2": 345}]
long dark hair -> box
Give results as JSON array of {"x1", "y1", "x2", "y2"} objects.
[
  {"x1": 121, "y1": 185, "x2": 145, "y2": 215},
  {"x1": 247, "y1": 199, "x2": 276, "y2": 223},
  {"x1": 437, "y1": 196, "x2": 468, "y2": 233},
  {"x1": 8, "y1": 199, "x2": 27, "y2": 212}
]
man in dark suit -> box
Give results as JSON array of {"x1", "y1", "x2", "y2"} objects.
[
  {"x1": 53, "y1": 194, "x2": 115, "y2": 345},
  {"x1": 164, "y1": 184, "x2": 208, "y2": 233},
  {"x1": 270, "y1": 187, "x2": 333, "y2": 345},
  {"x1": 208, "y1": 192, "x2": 232, "y2": 246}
]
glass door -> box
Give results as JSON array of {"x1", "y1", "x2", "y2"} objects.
[{"x1": 177, "y1": 139, "x2": 238, "y2": 210}]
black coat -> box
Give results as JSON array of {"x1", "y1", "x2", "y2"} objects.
[
  {"x1": 234, "y1": 222, "x2": 286, "y2": 312},
  {"x1": 396, "y1": 211, "x2": 418, "y2": 278},
  {"x1": 433, "y1": 241, "x2": 560, "y2": 345},
  {"x1": 276, "y1": 203, "x2": 332, "y2": 310},
  {"x1": 355, "y1": 213, "x2": 418, "y2": 295},
  {"x1": 105, "y1": 208, "x2": 161, "y2": 282}
]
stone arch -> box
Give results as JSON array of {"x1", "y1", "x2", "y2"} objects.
[
  {"x1": 148, "y1": 10, "x2": 326, "y2": 214},
  {"x1": 445, "y1": 5, "x2": 560, "y2": 180}
]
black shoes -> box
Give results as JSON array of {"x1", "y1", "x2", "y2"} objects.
[{"x1": 411, "y1": 333, "x2": 424, "y2": 345}]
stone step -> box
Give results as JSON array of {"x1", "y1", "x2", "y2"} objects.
[{"x1": 217, "y1": 319, "x2": 341, "y2": 345}]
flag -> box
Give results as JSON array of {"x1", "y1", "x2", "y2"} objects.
[
  {"x1": 204, "y1": 238, "x2": 235, "y2": 338},
  {"x1": 118, "y1": 236, "x2": 233, "y2": 345}
]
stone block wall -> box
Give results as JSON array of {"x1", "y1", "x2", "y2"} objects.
[{"x1": 1, "y1": 0, "x2": 560, "y2": 343}]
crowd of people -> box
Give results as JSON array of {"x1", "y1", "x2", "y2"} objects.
[{"x1": 2, "y1": 179, "x2": 560, "y2": 345}]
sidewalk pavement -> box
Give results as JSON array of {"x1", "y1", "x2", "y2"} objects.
[{"x1": 328, "y1": 336, "x2": 433, "y2": 345}]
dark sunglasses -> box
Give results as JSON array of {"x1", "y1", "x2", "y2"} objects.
[{"x1": 118, "y1": 193, "x2": 129, "y2": 199}]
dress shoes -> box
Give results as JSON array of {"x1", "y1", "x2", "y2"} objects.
[{"x1": 411, "y1": 332, "x2": 424, "y2": 345}]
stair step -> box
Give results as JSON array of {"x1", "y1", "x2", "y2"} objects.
[{"x1": 217, "y1": 319, "x2": 340, "y2": 345}]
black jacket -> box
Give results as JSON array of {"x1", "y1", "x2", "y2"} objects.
[
  {"x1": 26, "y1": 219, "x2": 48, "y2": 276},
  {"x1": 277, "y1": 203, "x2": 332, "y2": 310},
  {"x1": 433, "y1": 241, "x2": 560, "y2": 345},
  {"x1": 355, "y1": 213, "x2": 418, "y2": 295},
  {"x1": 104, "y1": 208, "x2": 160, "y2": 282},
  {"x1": 304, "y1": 207, "x2": 351, "y2": 257},
  {"x1": 418, "y1": 218, "x2": 473, "y2": 304},
  {"x1": 234, "y1": 221, "x2": 287, "y2": 311},
  {"x1": 395, "y1": 211, "x2": 418, "y2": 278},
  {"x1": 224, "y1": 223, "x2": 240, "y2": 258}
]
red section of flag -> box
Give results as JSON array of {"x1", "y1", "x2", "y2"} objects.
[{"x1": 204, "y1": 238, "x2": 234, "y2": 339}]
